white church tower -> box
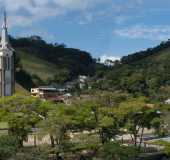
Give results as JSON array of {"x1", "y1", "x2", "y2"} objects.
[{"x1": 0, "y1": 11, "x2": 15, "y2": 96}]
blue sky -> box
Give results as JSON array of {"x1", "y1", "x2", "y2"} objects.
[{"x1": 1, "y1": 0, "x2": 170, "y2": 61}]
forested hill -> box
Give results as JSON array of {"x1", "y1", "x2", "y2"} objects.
[
  {"x1": 10, "y1": 36, "x2": 108, "y2": 90},
  {"x1": 121, "y1": 40, "x2": 170, "y2": 64},
  {"x1": 94, "y1": 40, "x2": 170, "y2": 99},
  {"x1": 12, "y1": 35, "x2": 170, "y2": 99}
]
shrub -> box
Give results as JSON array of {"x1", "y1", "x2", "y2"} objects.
[{"x1": 0, "y1": 135, "x2": 19, "y2": 159}]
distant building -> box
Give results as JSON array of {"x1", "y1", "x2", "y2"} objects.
[
  {"x1": 0, "y1": 11, "x2": 15, "y2": 96},
  {"x1": 31, "y1": 86, "x2": 71, "y2": 103},
  {"x1": 165, "y1": 99, "x2": 170, "y2": 104},
  {"x1": 31, "y1": 86, "x2": 57, "y2": 98},
  {"x1": 104, "y1": 59, "x2": 115, "y2": 67},
  {"x1": 31, "y1": 86, "x2": 66, "y2": 98},
  {"x1": 79, "y1": 75, "x2": 88, "y2": 89}
]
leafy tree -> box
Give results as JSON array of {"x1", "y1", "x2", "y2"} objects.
[
  {"x1": 116, "y1": 97, "x2": 163, "y2": 150},
  {"x1": 38, "y1": 104, "x2": 73, "y2": 149},
  {"x1": 0, "y1": 95, "x2": 44, "y2": 147},
  {"x1": 102, "y1": 142, "x2": 137, "y2": 160},
  {"x1": 52, "y1": 69, "x2": 70, "y2": 84},
  {"x1": 0, "y1": 135, "x2": 19, "y2": 160},
  {"x1": 98, "y1": 115, "x2": 120, "y2": 144},
  {"x1": 8, "y1": 113, "x2": 32, "y2": 147}
]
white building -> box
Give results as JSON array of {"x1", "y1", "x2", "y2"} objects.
[
  {"x1": 104, "y1": 59, "x2": 115, "y2": 67},
  {"x1": 0, "y1": 12, "x2": 15, "y2": 96},
  {"x1": 31, "y1": 86, "x2": 57, "y2": 98},
  {"x1": 79, "y1": 75, "x2": 88, "y2": 89},
  {"x1": 165, "y1": 99, "x2": 170, "y2": 104}
]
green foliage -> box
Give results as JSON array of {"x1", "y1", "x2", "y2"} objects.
[
  {"x1": 8, "y1": 113, "x2": 32, "y2": 146},
  {"x1": 17, "y1": 51, "x2": 57, "y2": 83},
  {"x1": 98, "y1": 118, "x2": 120, "y2": 143},
  {"x1": 14, "y1": 147, "x2": 49, "y2": 160},
  {"x1": 10, "y1": 36, "x2": 97, "y2": 89},
  {"x1": 52, "y1": 69, "x2": 71, "y2": 84},
  {"x1": 0, "y1": 94, "x2": 168, "y2": 159},
  {"x1": 0, "y1": 95, "x2": 56, "y2": 147},
  {"x1": 102, "y1": 142, "x2": 137, "y2": 160},
  {"x1": 114, "y1": 97, "x2": 163, "y2": 149},
  {"x1": 92, "y1": 40, "x2": 170, "y2": 98},
  {"x1": 0, "y1": 135, "x2": 19, "y2": 159},
  {"x1": 151, "y1": 140, "x2": 170, "y2": 156},
  {"x1": 10, "y1": 34, "x2": 170, "y2": 97}
]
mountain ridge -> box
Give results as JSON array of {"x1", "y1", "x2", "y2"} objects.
[
  {"x1": 93, "y1": 40, "x2": 170, "y2": 100},
  {"x1": 12, "y1": 35, "x2": 170, "y2": 100},
  {"x1": 10, "y1": 35, "x2": 107, "y2": 91}
]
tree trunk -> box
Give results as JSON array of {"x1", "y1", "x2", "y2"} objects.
[
  {"x1": 34, "y1": 134, "x2": 37, "y2": 147},
  {"x1": 121, "y1": 136, "x2": 124, "y2": 144},
  {"x1": 99, "y1": 129, "x2": 105, "y2": 144},
  {"x1": 133, "y1": 132, "x2": 138, "y2": 147},
  {"x1": 138, "y1": 127, "x2": 144, "y2": 151},
  {"x1": 134, "y1": 135, "x2": 137, "y2": 147},
  {"x1": 19, "y1": 139, "x2": 23, "y2": 148},
  {"x1": 50, "y1": 134, "x2": 55, "y2": 148}
]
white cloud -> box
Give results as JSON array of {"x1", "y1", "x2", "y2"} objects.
[
  {"x1": 0, "y1": 0, "x2": 146, "y2": 28},
  {"x1": 113, "y1": 25, "x2": 170, "y2": 41},
  {"x1": 100, "y1": 54, "x2": 120, "y2": 63},
  {"x1": 0, "y1": 0, "x2": 110, "y2": 27}
]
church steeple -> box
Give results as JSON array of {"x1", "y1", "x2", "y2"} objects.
[
  {"x1": 0, "y1": 11, "x2": 15, "y2": 97},
  {"x1": 1, "y1": 10, "x2": 9, "y2": 48}
]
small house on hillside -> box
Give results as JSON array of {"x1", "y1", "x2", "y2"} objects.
[
  {"x1": 31, "y1": 86, "x2": 71, "y2": 104},
  {"x1": 31, "y1": 86, "x2": 58, "y2": 98},
  {"x1": 79, "y1": 75, "x2": 88, "y2": 89},
  {"x1": 165, "y1": 99, "x2": 170, "y2": 104}
]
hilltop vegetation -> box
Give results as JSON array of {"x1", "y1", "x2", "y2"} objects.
[
  {"x1": 11, "y1": 35, "x2": 170, "y2": 100},
  {"x1": 10, "y1": 36, "x2": 108, "y2": 90},
  {"x1": 17, "y1": 51, "x2": 57, "y2": 82},
  {"x1": 93, "y1": 40, "x2": 170, "y2": 100}
]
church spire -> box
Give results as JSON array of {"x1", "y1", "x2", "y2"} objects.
[{"x1": 1, "y1": 10, "x2": 9, "y2": 48}]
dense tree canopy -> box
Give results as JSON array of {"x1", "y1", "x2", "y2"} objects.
[
  {"x1": 0, "y1": 92, "x2": 168, "y2": 159},
  {"x1": 10, "y1": 36, "x2": 99, "y2": 88},
  {"x1": 92, "y1": 40, "x2": 170, "y2": 100}
]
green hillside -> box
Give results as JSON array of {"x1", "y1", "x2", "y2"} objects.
[
  {"x1": 12, "y1": 35, "x2": 170, "y2": 100},
  {"x1": 93, "y1": 40, "x2": 170, "y2": 100},
  {"x1": 17, "y1": 50, "x2": 57, "y2": 82},
  {"x1": 15, "y1": 83, "x2": 29, "y2": 95},
  {"x1": 10, "y1": 36, "x2": 105, "y2": 91}
]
